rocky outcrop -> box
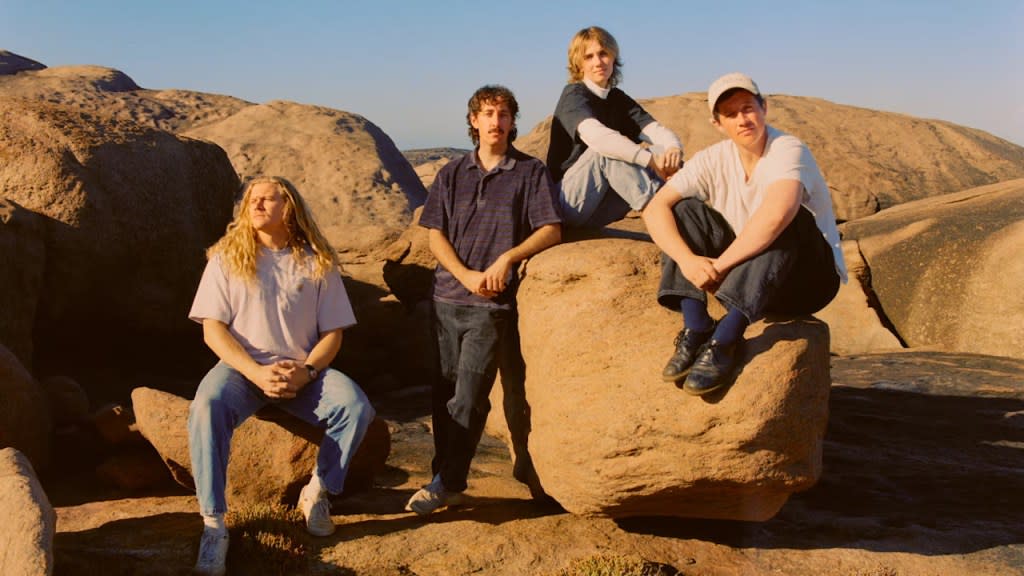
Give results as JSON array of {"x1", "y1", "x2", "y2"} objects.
[
  {"x1": 0, "y1": 345, "x2": 51, "y2": 471},
  {"x1": 0, "y1": 61, "x2": 251, "y2": 132},
  {"x1": 0, "y1": 198, "x2": 45, "y2": 369},
  {"x1": 184, "y1": 100, "x2": 427, "y2": 261},
  {"x1": 0, "y1": 97, "x2": 238, "y2": 396},
  {"x1": 842, "y1": 178, "x2": 1024, "y2": 358},
  {"x1": 0, "y1": 448, "x2": 55, "y2": 576},
  {"x1": 487, "y1": 238, "x2": 831, "y2": 520},
  {"x1": 131, "y1": 387, "x2": 390, "y2": 507},
  {"x1": 517, "y1": 93, "x2": 1024, "y2": 221},
  {"x1": 0, "y1": 50, "x2": 45, "y2": 75}
]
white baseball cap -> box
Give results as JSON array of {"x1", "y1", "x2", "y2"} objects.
[{"x1": 707, "y1": 72, "x2": 761, "y2": 115}]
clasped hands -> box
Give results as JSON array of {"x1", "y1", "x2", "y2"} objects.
[
  {"x1": 460, "y1": 254, "x2": 513, "y2": 299},
  {"x1": 679, "y1": 255, "x2": 726, "y2": 293},
  {"x1": 647, "y1": 145, "x2": 683, "y2": 181},
  {"x1": 251, "y1": 359, "x2": 309, "y2": 400}
]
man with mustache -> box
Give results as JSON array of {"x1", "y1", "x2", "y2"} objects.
[
  {"x1": 405, "y1": 85, "x2": 563, "y2": 515},
  {"x1": 548, "y1": 26, "x2": 683, "y2": 228},
  {"x1": 643, "y1": 73, "x2": 847, "y2": 395}
]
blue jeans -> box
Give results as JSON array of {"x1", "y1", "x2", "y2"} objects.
[
  {"x1": 188, "y1": 361, "x2": 375, "y2": 516},
  {"x1": 430, "y1": 301, "x2": 533, "y2": 493},
  {"x1": 559, "y1": 147, "x2": 662, "y2": 228},
  {"x1": 657, "y1": 198, "x2": 839, "y2": 321}
]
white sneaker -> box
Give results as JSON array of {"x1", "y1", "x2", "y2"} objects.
[
  {"x1": 404, "y1": 477, "x2": 464, "y2": 515},
  {"x1": 193, "y1": 527, "x2": 228, "y2": 576},
  {"x1": 298, "y1": 484, "x2": 336, "y2": 536}
]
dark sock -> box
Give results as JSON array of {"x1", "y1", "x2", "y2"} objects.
[
  {"x1": 712, "y1": 308, "x2": 749, "y2": 347},
  {"x1": 680, "y1": 298, "x2": 714, "y2": 332}
]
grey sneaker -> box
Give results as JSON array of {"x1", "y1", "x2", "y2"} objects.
[
  {"x1": 193, "y1": 527, "x2": 228, "y2": 576},
  {"x1": 298, "y1": 484, "x2": 336, "y2": 536},
  {"x1": 404, "y1": 476, "x2": 464, "y2": 515}
]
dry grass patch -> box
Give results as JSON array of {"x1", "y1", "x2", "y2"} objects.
[{"x1": 227, "y1": 502, "x2": 310, "y2": 575}]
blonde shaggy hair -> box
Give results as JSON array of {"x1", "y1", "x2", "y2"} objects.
[
  {"x1": 567, "y1": 26, "x2": 623, "y2": 88},
  {"x1": 207, "y1": 176, "x2": 338, "y2": 281}
]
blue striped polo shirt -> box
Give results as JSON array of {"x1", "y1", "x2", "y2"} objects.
[{"x1": 419, "y1": 147, "x2": 562, "y2": 309}]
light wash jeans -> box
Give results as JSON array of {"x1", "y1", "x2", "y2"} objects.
[
  {"x1": 188, "y1": 361, "x2": 375, "y2": 515},
  {"x1": 559, "y1": 146, "x2": 662, "y2": 228}
]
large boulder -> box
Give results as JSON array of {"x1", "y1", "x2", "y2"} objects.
[
  {"x1": 0, "y1": 61, "x2": 251, "y2": 133},
  {"x1": 487, "y1": 238, "x2": 831, "y2": 521},
  {"x1": 0, "y1": 97, "x2": 238, "y2": 397},
  {"x1": 0, "y1": 50, "x2": 46, "y2": 75},
  {"x1": 0, "y1": 345, "x2": 51, "y2": 471},
  {"x1": 842, "y1": 178, "x2": 1024, "y2": 358},
  {"x1": 0, "y1": 198, "x2": 45, "y2": 369},
  {"x1": 517, "y1": 93, "x2": 1024, "y2": 221},
  {"x1": 184, "y1": 100, "x2": 427, "y2": 261},
  {"x1": 0, "y1": 448, "x2": 56, "y2": 576},
  {"x1": 131, "y1": 387, "x2": 390, "y2": 507}
]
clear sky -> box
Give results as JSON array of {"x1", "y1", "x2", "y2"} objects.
[{"x1": 4, "y1": 1, "x2": 1022, "y2": 149}]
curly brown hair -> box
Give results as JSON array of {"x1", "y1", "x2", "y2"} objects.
[{"x1": 466, "y1": 85, "x2": 519, "y2": 146}]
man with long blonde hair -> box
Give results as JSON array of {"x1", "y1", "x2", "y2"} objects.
[
  {"x1": 548, "y1": 26, "x2": 684, "y2": 228},
  {"x1": 188, "y1": 176, "x2": 375, "y2": 576}
]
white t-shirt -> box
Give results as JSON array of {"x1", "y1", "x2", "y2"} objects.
[
  {"x1": 666, "y1": 125, "x2": 848, "y2": 282},
  {"x1": 189, "y1": 248, "x2": 357, "y2": 364}
]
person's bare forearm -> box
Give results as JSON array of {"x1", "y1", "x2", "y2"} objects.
[
  {"x1": 714, "y1": 180, "x2": 801, "y2": 274},
  {"x1": 203, "y1": 319, "x2": 262, "y2": 380}
]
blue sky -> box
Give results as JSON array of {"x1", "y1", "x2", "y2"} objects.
[{"x1": 4, "y1": 1, "x2": 1022, "y2": 149}]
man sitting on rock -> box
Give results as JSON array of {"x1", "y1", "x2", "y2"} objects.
[
  {"x1": 405, "y1": 85, "x2": 562, "y2": 515},
  {"x1": 188, "y1": 176, "x2": 375, "y2": 576},
  {"x1": 643, "y1": 73, "x2": 847, "y2": 395},
  {"x1": 548, "y1": 25, "x2": 683, "y2": 228}
]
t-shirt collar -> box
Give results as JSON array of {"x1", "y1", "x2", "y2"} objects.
[{"x1": 583, "y1": 77, "x2": 611, "y2": 100}]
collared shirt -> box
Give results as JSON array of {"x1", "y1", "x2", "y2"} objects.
[{"x1": 419, "y1": 147, "x2": 562, "y2": 308}]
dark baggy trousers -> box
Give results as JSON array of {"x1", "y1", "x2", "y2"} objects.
[
  {"x1": 657, "y1": 197, "x2": 840, "y2": 321},
  {"x1": 429, "y1": 300, "x2": 536, "y2": 492}
]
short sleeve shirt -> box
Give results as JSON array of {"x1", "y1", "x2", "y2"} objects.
[
  {"x1": 419, "y1": 147, "x2": 562, "y2": 309},
  {"x1": 546, "y1": 82, "x2": 656, "y2": 182},
  {"x1": 666, "y1": 126, "x2": 848, "y2": 282},
  {"x1": 188, "y1": 248, "x2": 357, "y2": 364}
]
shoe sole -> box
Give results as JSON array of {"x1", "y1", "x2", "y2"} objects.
[
  {"x1": 406, "y1": 492, "x2": 466, "y2": 516},
  {"x1": 682, "y1": 379, "x2": 728, "y2": 396},
  {"x1": 662, "y1": 367, "x2": 692, "y2": 383},
  {"x1": 306, "y1": 522, "x2": 336, "y2": 537}
]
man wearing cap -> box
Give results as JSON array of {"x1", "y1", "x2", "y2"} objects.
[
  {"x1": 547, "y1": 25, "x2": 683, "y2": 228},
  {"x1": 643, "y1": 72, "x2": 847, "y2": 395}
]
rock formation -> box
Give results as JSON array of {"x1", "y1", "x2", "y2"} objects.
[
  {"x1": 0, "y1": 448, "x2": 56, "y2": 576},
  {"x1": 0, "y1": 344, "x2": 51, "y2": 471},
  {"x1": 487, "y1": 239, "x2": 831, "y2": 520},
  {"x1": 0, "y1": 96, "x2": 239, "y2": 396},
  {"x1": 131, "y1": 387, "x2": 391, "y2": 507},
  {"x1": 842, "y1": 178, "x2": 1024, "y2": 358},
  {"x1": 184, "y1": 100, "x2": 427, "y2": 261},
  {"x1": 0, "y1": 198, "x2": 45, "y2": 369}
]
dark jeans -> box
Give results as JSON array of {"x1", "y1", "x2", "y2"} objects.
[
  {"x1": 657, "y1": 197, "x2": 839, "y2": 321},
  {"x1": 429, "y1": 300, "x2": 535, "y2": 492}
]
